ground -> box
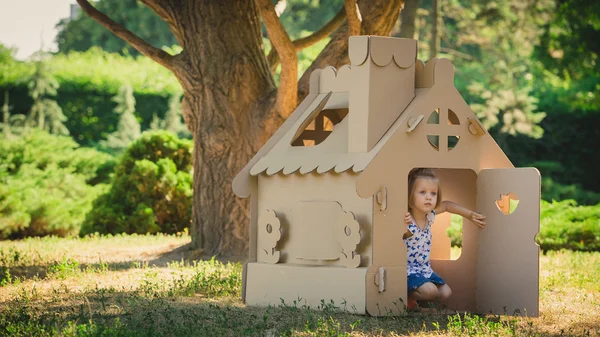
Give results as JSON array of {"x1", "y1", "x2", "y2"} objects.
[{"x1": 0, "y1": 234, "x2": 598, "y2": 336}]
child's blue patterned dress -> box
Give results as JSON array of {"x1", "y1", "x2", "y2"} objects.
[{"x1": 403, "y1": 210, "x2": 446, "y2": 291}]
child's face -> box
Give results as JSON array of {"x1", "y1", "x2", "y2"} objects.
[{"x1": 411, "y1": 177, "x2": 439, "y2": 215}]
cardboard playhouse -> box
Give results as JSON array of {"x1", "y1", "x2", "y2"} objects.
[{"x1": 232, "y1": 36, "x2": 540, "y2": 317}]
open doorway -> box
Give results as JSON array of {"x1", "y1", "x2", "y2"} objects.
[{"x1": 430, "y1": 168, "x2": 477, "y2": 261}]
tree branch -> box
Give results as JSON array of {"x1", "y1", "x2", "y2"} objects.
[
  {"x1": 294, "y1": 7, "x2": 347, "y2": 50},
  {"x1": 139, "y1": 0, "x2": 185, "y2": 47},
  {"x1": 440, "y1": 47, "x2": 473, "y2": 60},
  {"x1": 267, "y1": 6, "x2": 346, "y2": 73},
  {"x1": 75, "y1": 0, "x2": 175, "y2": 71},
  {"x1": 255, "y1": 0, "x2": 297, "y2": 118},
  {"x1": 298, "y1": 0, "x2": 403, "y2": 101},
  {"x1": 344, "y1": 0, "x2": 362, "y2": 36}
]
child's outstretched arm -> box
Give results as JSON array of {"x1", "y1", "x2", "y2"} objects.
[{"x1": 435, "y1": 201, "x2": 486, "y2": 228}]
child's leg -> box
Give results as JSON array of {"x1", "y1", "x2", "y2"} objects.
[
  {"x1": 436, "y1": 284, "x2": 452, "y2": 302},
  {"x1": 408, "y1": 282, "x2": 438, "y2": 301}
]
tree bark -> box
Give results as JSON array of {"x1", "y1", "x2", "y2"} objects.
[
  {"x1": 344, "y1": 0, "x2": 362, "y2": 36},
  {"x1": 168, "y1": 1, "x2": 278, "y2": 257},
  {"x1": 298, "y1": 0, "x2": 404, "y2": 100},
  {"x1": 399, "y1": 0, "x2": 419, "y2": 39},
  {"x1": 79, "y1": 0, "x2": 404, "y2": 258},
  {"x1": 429, "y1": 0, "x2": 440, "y2": 59},
  {"x1": 267, "y1": 8, "x2": 346, "y2": 73},
  {"x1": 256, "y1": 0, "x2": 297, "y2": 118}
]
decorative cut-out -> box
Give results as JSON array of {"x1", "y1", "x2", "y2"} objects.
[
  {"x1": 427, "y1": 135, "x2": 439, "y2": 150},
  {"x1": 448, "y1": 109, "x2": 460, "y2": 125},
  {"x1": 292, "y1": 108, "x2": 349, "y2": 147},
  {"x1": 426, "y1": 109, "x2": 461, "y2": 151},
  {"x1": 495, "y1": 192, "x2": 520, "y2": 215},
  {"x1": 337, "y1": 211, "x2": 361, "y2": 268},
  {"x1": 427, "y1": 109, "x2": 440, "y2": 124},
  {"x1": 448, "y1": 135, "x2": 460, "y2": 150},
  {"x1": 259, "y1": 209, "x2": 282, "y2": 264}
]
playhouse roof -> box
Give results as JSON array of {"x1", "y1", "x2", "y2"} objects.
[
  {"x1": 233, "y1": 36, "x2": 493, "y2": 198},
  {"x1": 248, "y1": 87, "x2": 431, "y2": 177}
]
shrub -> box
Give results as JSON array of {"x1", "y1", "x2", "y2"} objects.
[
  {"x1": 0, "y1": 130, "x2": 113, "y2": 239},
  {"x1": 81, "y1": 131, "x2": 193, "y2": 235},
  {"x1": 447, "y1": 200, "x2": 600, "y2": 252},
  {"x1": 541, "y1": 176, "x2": 600, "y2": 206},
  {"x1": 537, "y1": 199, "x2": 600, "y2": 252}
]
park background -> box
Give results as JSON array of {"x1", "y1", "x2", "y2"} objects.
[{"x1": 0, "y1": 0, "x2": 599, "y2": 336}]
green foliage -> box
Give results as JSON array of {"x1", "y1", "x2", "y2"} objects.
[
  {"x1": 20, "y1": 54, "x2": 69, "y2": 135},
  {"x1": 0, "y1": 48, "x2": 179, "y2": 145},
  {"x1": 534, "y1": 0, "x2": 599, "y2": 82},
  {"x1": 446, "y1": 215, "x2": 463, "y2": 248},
  {"x1": 277, "y1": 0, "x2": 343, "y2": 39},
  {"x1": 540, "y1": 176, "x2": 600, "y2": 206},
  {"x1": 81, "y1": 131, "x2": 193, "y2": 236},
  {"x1": 150, "y1": 91, "x2": 190, "y2": 138},
  {"x1": 448, "y1": 200, "x2": 600, "y2": 252},
  {"x1": 438, "y1": 0, "x2": 552, "y2": 139},
  {"x1": 537, "y1": 199, "x2": 600, "y2": 252},
  {"x1": 56, "y1": 0, "x2": 178, "y2": 56},
  {"x1": 100, "y1": 84, "x2": 141, "y2": 153},
  {"x1": 2, "y1": 91, "x2": 10, "y2": 136},
  {"x1": 500, "y1": 111, "x2": 600, "y2": 197},
  {"x1": 0, "y1": 43, "x2": 16, "y2": 64},
  {"x1": 0, "y1": 130, "x2": 113, "y2": 239},
  {"x1": 48, "y1": 257, "x2": 81, "y2": 280}
]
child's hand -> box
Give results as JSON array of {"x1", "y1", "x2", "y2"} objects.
[
  {"x1": 470, "y1": 212, "x2": 486, "y2": 228},
  {"x1": 404, "y1": 212, "x2": 414, "y2": 225}
]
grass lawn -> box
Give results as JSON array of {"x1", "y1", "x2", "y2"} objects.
[{"x1": 0, "y1": 234, "x2": 598, "y2": 336}]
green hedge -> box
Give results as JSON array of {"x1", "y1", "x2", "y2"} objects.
[
  {"x1": 0, "y1": 48, "x2": 180, "y2": 145},
  {"x1": 537, "y1": 199, "x2": 600, "y2": 252},
  {"x1": 0, "y1": 130, "x2": 114, "y2": 239},
  {"x1": 447, "y1": 200, "x2": 600, "y2": 252},
  {"x1": 1, "y1": 84, "x2": 172, "y2": 145}
]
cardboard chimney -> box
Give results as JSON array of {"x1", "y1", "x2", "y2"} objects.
[{"x1": 233, "y1": 36, "x2": 540, "y2": 316}]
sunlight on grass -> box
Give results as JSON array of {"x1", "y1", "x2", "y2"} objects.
[{"x1": 0, "y1": 234, "x2": 598, "y2": 336}]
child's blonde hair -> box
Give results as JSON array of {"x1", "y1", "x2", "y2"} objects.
[{"x1": 408, "y1": 168, "x2": 443, "y2": 212}]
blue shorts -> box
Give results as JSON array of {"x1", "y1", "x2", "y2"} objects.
[{"x1": 407, "y1": 271, "x2": 446, "y2": 292}]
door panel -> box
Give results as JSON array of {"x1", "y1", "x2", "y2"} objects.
[{"x1": 476, "y1": 168, "x2": 540, "y2": 316}]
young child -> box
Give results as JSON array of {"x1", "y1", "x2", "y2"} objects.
[{"x1": 403, "y1": 168, "x2": 486, "y2": 309}]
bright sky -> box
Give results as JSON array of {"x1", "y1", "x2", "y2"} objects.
[{"x1": 0, "y1": 0, "x2": 75, "y2": 60}]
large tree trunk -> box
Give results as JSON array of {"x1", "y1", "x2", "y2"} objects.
[
  {"x1": 169, "y1": 1, "x2": 278, "y2": 257},
  {"x1": 173, "y1": 0, "x2": 403, "y2": 258},
  {"x1": 78, "y1": 0, "x2": 404, "y2": 258}
]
